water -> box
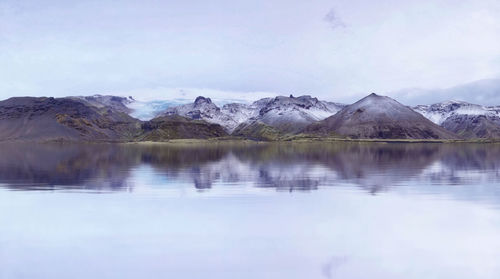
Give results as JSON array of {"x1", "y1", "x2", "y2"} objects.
[{"x1": 1, "y1": 142, "x2": 500, "y2": 279}]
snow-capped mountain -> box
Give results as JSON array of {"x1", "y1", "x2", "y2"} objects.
[
  {"x1": 245, "y1": 95, "x2": 345, "y2": 133},
  {"x1": 414, "y1": 101, "x2": 500, "y2": 138},
  {"x1": 306, "y1": 93, "x2": 457, "y2": 139},
  {"x1": 158, "y1": 95, "x2": 344, "y2": 133}
]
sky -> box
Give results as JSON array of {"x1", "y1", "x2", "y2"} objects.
[{"x1": 1, "y1": 0, "x2": 500, "y2": 105}]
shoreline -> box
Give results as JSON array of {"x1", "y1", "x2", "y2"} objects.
[{"x1": 2, "y1": 137, "x2": 500, "y2": 145}]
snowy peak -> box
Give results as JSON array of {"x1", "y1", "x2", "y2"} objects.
[
  {"x1": 261, "y1": 95, "x2": 343, "y2": 118},
  {"x1": 341, "y1": 93, "x2": 419, "y2": 122},
  {"x1": 354, "y1": 92, "x2": 399, "y2": 106},
  {"x1": 194, "y1": 96, "x2": 213, "y2": 106},
  {"x1": 366, "y1": 92, "x2": 380, "y2": 98},
  {"x1": 240, "y1": 95, "x2": 345, "y2": 133},
  {"x1": 259, "y1": 95, "x2": 339, "y2": 115}
]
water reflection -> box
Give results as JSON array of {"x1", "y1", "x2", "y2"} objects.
[
  {"x1": 2, "y1": 142, "x2": 499, "y2": 279},
  {"x1": 1, "y1": 142, "x2": 500, "y2": 193}
]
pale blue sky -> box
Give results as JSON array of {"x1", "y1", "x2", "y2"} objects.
[{"x1": 1, "y1": 0, "x2": 499, "y2": 104}]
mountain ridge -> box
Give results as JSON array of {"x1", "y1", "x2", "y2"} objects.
[{"x1": 2, "y1": 93, "x2": 500, "y2": 142}]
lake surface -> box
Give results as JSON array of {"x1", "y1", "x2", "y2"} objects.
[{"x1": 1, "y1": 142, "x2": 500, "y2": 279}]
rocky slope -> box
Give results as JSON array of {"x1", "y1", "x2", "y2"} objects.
[
  {"x1": 0, "y1": 97, "x2": 141, "y2": 142},
  {"x1": 414, "y1": 101, "x2": 500, "y2": 139},
  {"x1": 305, "y1": 93, "x2": 458, "y2": 139}
]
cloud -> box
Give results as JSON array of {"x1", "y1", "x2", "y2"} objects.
[
  {"x1": 323, "y1": 8, "x2": 346, "y2": 29},
  {"x1": 388, "y1": 78, "x2": 500, "y2": 106}
]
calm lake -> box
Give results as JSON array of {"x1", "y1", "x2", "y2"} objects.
[{"x1": 1, "y1": 142, "x2": 500, "y2": 279}]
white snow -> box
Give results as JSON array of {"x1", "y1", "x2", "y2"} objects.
[{"x1": 413, "y1": 101, "x2": 500, "y2": 125}]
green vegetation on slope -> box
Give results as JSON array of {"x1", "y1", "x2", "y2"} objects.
[{"x1": 137, "y1": 115, "x2": 228, "y2": 141}]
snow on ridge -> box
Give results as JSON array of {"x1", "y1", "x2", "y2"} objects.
[
  {"x1": 152, "y1": 95, "x2": 345, "y2": 133},
  {"x1": 413, "y1": 100, "x2": 500, "y2": 125}
]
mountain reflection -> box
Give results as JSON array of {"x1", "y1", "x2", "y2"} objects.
[{"x1": 0, "y1": 142, "x2": 500, "y2": 192}]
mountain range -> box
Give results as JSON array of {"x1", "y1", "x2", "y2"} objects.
[{"x1": 1, "y1": 93, "x2": 500, "y2": 142}]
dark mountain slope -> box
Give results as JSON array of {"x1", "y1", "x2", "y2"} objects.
[
  {"x1": 441, "y1": 114, "x2": 500, "y2": 139},
  {"x1": 0, "y1": 97, "x2": 140, "y2": 142},
  {"x1": 305, "y1": 93, "x2": 458, "y2": 140}
]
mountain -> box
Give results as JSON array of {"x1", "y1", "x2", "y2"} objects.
[
  {"x1": 235, "y1": 95, "x2": 345, "y2": 134},
  {"x1": 305, "y1": 93, "x2": 458, "y2": 139},
  {"x1": 138, "y1": 115, "x2": 228, "y2": 141},
  {"x1": 0, "y1": 97, "x2": 141, "y2": 142},
  {"x1": 414, "y1": 101, "x2": 500, "y2": 139},
  {"x1": 6, "y1": 93, "x2": 500, "y2": 142},
  {"x1": 159, "y1": 95, "x2": 344, "y2": 136}
]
